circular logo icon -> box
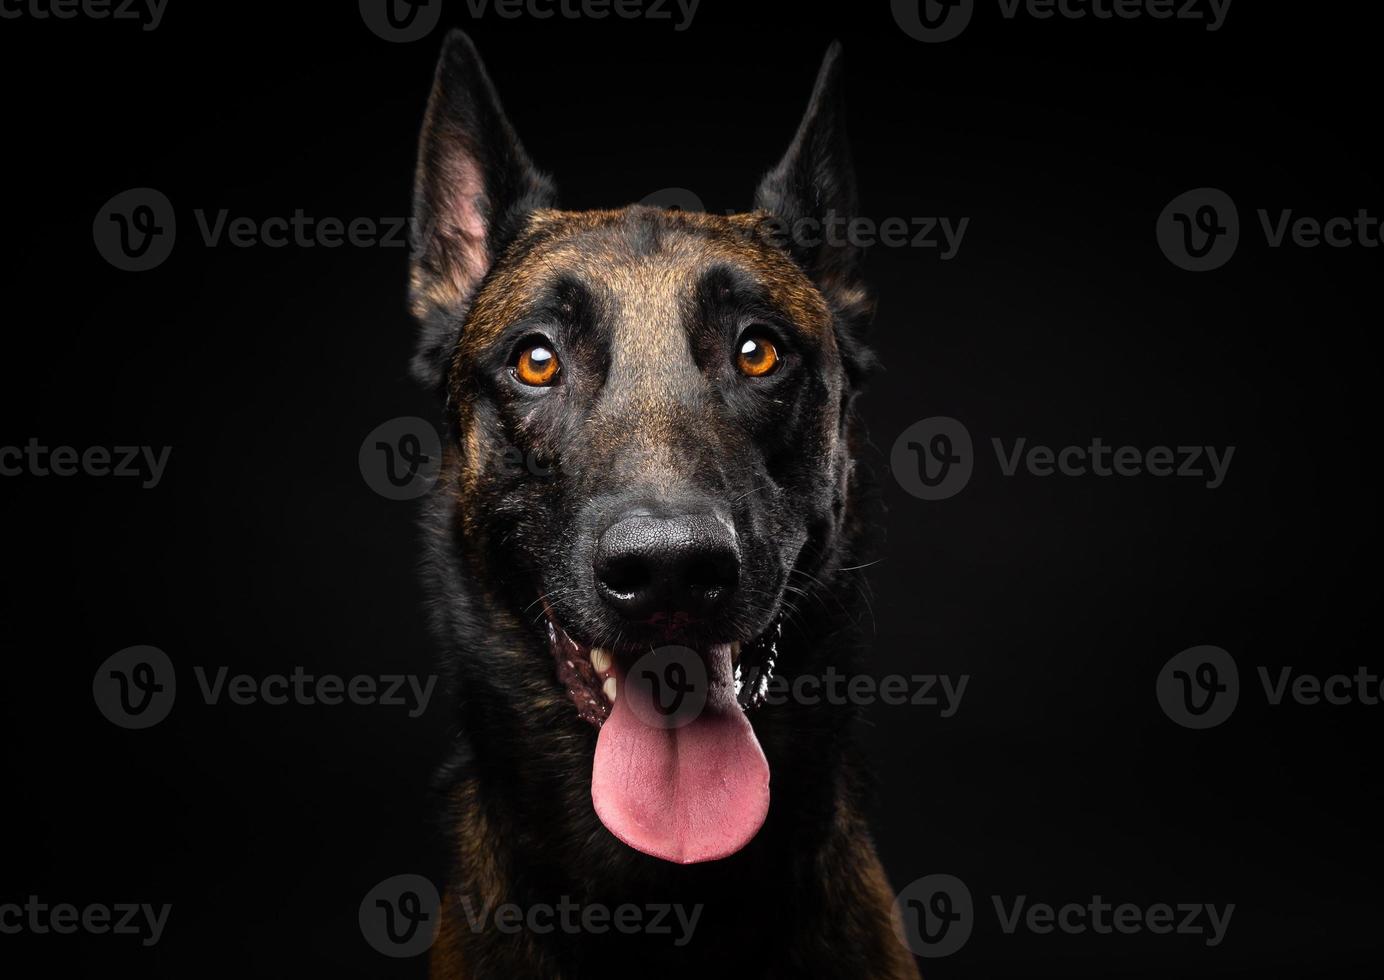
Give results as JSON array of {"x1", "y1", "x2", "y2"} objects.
[
  {"x1": 359, "y1": 417, "x2": 443, "y2": 501},
  {"x1": 892, "y1": 416, "x2": 974, "y2": 501},
  {"x1": 93, "y1": 188, "x2": 176, "y2": 272},
  {"x1": 1156, "y1": 645, "x2": 1239, "y2": 729},
  {"x1": 894, "y1": 873, "x2": 974, "y2": 957},
  {"x1": 893, "y1": 0, "x2": 975, "y2": 42},
  {"x1": 1157, "y1": 188, "x2": 1240, "y2": 272},
  {"x1": 623, "y1": 646, "x2": 709, "y2": 730},
  {"x1": 359, "y1": 0, "x2": 442, "y2": 43},
  {"x1": 360, "y1": 873, "x2": 441, "y2": 957},
  {"x1": 639, "y1": 187, "x2": 706, "y2": 213},
  {"x1": 93, "y1": 645, "x2": 177, "y2": 729}
]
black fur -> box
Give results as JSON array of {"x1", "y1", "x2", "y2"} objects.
[{"x1": 407, "y1": 31, "x2": 918, "y2": 979}]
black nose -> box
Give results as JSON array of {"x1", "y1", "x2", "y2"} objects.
[{"x1": 594, "y1": 511, "x2": 740, "y2": 621}]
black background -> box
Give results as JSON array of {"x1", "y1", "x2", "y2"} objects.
[{"x1": 1, "y1": 1, "x2": 1380, "y2": 977}]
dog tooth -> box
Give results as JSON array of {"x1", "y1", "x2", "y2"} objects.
[
  {"x1": 603, "y1": 677, "x2": 618, "y2": 703},
  {"x1": 591, "y1": 647, "x2": 612, "y2": 674}
]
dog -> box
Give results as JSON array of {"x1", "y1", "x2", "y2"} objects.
[{"x1": 406, "y1": 30, "x2": 921, "y2": 979}]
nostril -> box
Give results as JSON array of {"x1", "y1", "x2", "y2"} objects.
[
  {"x1": 684, "y1": 553, "x2": 739, "y2": 602},
  {"x1": 598, "y1": 555, "x2": 652, "y2": 598}
]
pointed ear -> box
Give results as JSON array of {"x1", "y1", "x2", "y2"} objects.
[
  {"x1": 409, "y1": 30, "x2": 557, "y2": 389},
  {"x1": 754, "y1": 42, "x2": 873, "y2": 378}
]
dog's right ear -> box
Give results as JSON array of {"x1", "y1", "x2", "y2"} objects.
[
  {"x1": 754, "y1": 42, "x2": 875, "y2": 385},
  {"x1": 409, "y1": 30, "x2": 557, "y2": 390}
]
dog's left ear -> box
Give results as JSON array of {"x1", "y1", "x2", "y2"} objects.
[
  {"x1": 754, "y1": 41, "x2": 873, "y2": 368},
  {"x1": 409, "y1": 30, "x2": 558, "y2": 389}
]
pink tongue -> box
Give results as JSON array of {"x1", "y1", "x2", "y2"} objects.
[{"x1": 592, "y1": 644, "x2": 770, "y2": 864}]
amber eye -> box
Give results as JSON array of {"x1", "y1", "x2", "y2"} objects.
[
  {"x1": 736, "y1": 334, "x2": 781, "y2": 378},
  {"x1": 514, "y1": 342, "x2": 560, "y2": 387}
]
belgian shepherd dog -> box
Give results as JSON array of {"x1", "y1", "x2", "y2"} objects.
[{"x1": 407, "y1": 30, "x2": 920, "y2": 979}]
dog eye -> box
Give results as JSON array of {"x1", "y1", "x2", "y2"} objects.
[
  {"x1": 513, "y1": 341, "x2": 560, "y2": 387},
  {"x1": 736, "y1": 333, "x2": 781, "y2": 378}
]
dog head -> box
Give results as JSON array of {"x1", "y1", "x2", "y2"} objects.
[{"x1": 410, "y1": 32, "x2": 873, "y2": 865}]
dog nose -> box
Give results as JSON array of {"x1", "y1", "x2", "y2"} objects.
[{"x1": 594, "y1": 511, "x2": 740, "y2": 621}]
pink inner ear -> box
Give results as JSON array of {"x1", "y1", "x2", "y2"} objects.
[
  {"x1": 451, "y1": 153, "x2": 488, "y2": 244},
  {"x1": 443, "y1": 149, "x2": 490, "y2": 299}
]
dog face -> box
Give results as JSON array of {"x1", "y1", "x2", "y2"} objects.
[{"x1": 410, "y1": 32, "x2": 872, "y2": 865}]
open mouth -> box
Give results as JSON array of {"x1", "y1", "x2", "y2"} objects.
[
  {"x1": 544, "y1": 613, "x2": 782, "y2": 865},
  {"x1": 545, "y1": 616, "x2": 782, "y2": 726}
]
